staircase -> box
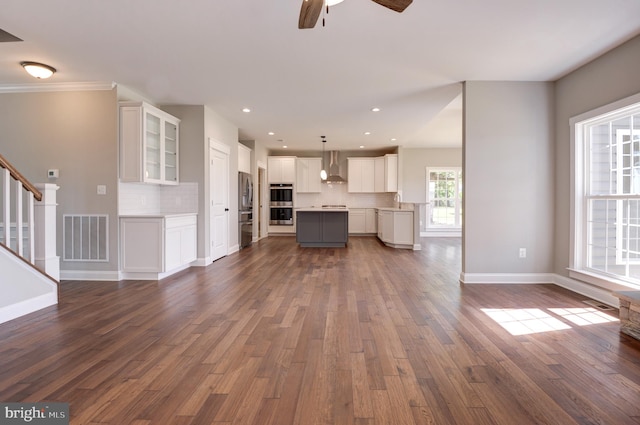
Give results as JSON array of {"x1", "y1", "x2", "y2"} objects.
[{"x1": 0, "y1": 154, "x2": 58, "y2": 324}]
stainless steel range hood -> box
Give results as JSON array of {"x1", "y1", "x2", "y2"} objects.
[{"x1": 324, "y1": 151, "x2": 346, "y2": 184}]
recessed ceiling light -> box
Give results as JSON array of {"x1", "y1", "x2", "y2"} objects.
[
  {"x1": 242, "y1": 108, "x2": 251, "y2": 113},
  {"x1": 371, "y1": 107, "x2": 380, "y2": 112},
  {"x1": 391, "y1": 138, "x2": 397, "y2": 141},
  {"x1": 283, "y1": 145, "x2": 288, "y2": 149},
  {"x1": 364, "y1": 132, "x2": 371, "y2": 135},
  {"x1": 359, "y1": 145, "x2": 365, "y2": 149},
  {"x1": 268, "y1": 132, "x2": 275, "y2": 136}
]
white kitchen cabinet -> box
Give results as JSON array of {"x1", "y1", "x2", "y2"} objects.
[
  {"x1": 348, "y1": 158, "x2": 375, "y2": 193},
  {"x1": 377, "y1": 208, "x2": 413, "y2": 249},
  {"x1": 350, "y1": 155, "x2": 397, "y2": 193},
  {"x1": 296, "y1": 158, "x2": 322, "y2": 193},
  {"x1": 384, "y1": 154, "x2": 398, "y2": 192},
  {"x1": 349, "y1": 208, "x2": 377, "y2": 234},
  {"x1": 374, "y1": 157, "x2": 385, "y2": 192},
  {"x1": 348, "y1": 209, "x2": 366, "y2": 233},
  {"x1": 238, "y1": 144, "x2": 251, "y2": 174},
  {"x1": 365, "y1": 208, "x2": 377, "y2": 233},
  {"x1": 119, "y1": 101, "x2": 180, "y2": 185},
  {"x1": 120, "y1": 214, "x2": 197, "y2": 279},
  {"x1": 268, "y1": 156, "x2": 296, "y2": 183}
]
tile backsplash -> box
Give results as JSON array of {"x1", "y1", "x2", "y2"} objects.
[
  {"x1": 295, "y1": 183, "x2": 395, "y2": 208},
  {"x1": 118, "y1": 182, "x2": 198, "y2": 215}
]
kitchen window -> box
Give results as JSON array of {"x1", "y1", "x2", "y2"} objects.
[
  {"x1": 426, "y1": 168, "x2": 462, "y2": 230},
  {"x1": 572, "y1": 94, "x2": 640, "y2": 289}
]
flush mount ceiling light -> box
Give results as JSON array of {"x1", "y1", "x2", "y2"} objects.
[{"x1": 21, "y1": 61, "x2": 56, "y2": 79}]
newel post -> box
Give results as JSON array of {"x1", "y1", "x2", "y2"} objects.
[{"x1": 34, "y1": 183, "x2": 60, "y2": 281}]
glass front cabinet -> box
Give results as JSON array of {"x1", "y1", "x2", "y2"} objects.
[{"x1": 119, "y1": 101, "x2": 180, "y2": 185}]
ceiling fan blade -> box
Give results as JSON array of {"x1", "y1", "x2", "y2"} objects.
[
  {"x1": 370, "y1": 0, "x2": 413, "y2": 13},
  {"x1": 299, "y1": 0, "x2": 324, "y2": 29}
]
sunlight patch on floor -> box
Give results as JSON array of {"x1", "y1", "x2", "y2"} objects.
[
  {"x1": 481, "y1": 307, "x2": 619, "y2": 336},
  {"x1": 482, "y1": 308, "x2": 570, "y2": 335},
  {"x1": 548, "y1": 308, "x2": 619, "y2": 326}
]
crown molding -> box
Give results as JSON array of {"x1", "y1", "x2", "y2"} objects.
[{"x1": 0, "y1": 81, "x2": 116, "y2": 93}]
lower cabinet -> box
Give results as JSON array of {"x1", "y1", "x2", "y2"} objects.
[
  {"x1": 377, "y1": 209, "x2": 414, "y2": 249},
  {"x1": 348, "y1": 209, "x2": 366, "y2": 233},
  {"x1": 120, "y1": 214, "x2": 197, "y2": 279},
  {"x1": 349, "y1": 208, "x2": 377, "y2": 234},
  {"x1": 296, "y1": 210, "x2": 348, "y2": 247}
]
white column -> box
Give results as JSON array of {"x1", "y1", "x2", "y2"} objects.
[{"x1": 34, "y1": 183, "x2": 60, "y2": 281}]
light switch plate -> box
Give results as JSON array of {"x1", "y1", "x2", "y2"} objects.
[{"x1": 97, "y1": 185, "x2": 107, "y2": 195}]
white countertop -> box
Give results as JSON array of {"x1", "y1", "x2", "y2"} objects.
[
  {"x1": 296, "y1": 207, "x2": 349, "y2": 212},
  {"x1": 119, "y1": 212, "x2": 197, "y2": 218}
]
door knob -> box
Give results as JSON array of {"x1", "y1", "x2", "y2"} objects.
[{"x1": 225, "y1": 208, "x2": 229, "y2": 211}]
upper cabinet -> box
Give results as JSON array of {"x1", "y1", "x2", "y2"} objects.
[
  {"x1": 296, "y1": 158, "x2": 322, "y2": 193},
  {"x1": 238, "y1": 144, "x2": 251, "y2": 174},
  {"x1": 348, "y1": 158, "x2": 376, "y2": 193},
  {"x1": 268, "y1": 156, "x2": 296, "y2": 183},
  {"x1": 383, "y1": 154, "x2": 398, "y2": 193},
  {"x1": 119, "y1": 101, "x2": 180, "y2": 185},
  {"x1": 348, "y1": 154, "x2": 397, "y2": 193}
]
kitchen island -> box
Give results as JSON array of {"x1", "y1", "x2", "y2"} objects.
[{"x1": 296, "y1": 207, "x2": 348, "y2": 247}]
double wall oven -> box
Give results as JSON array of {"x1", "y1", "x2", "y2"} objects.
[{"x1": 269, "y1": 183, "x2": 293, "y2": 225}]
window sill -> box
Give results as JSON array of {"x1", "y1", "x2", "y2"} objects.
[{"x1": 568, "y1": 268, "x2": 640, "y2": 292}]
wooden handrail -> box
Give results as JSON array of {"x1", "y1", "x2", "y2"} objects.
[{"x1": 0, "y1": 153, "x2": 42, "y2": 201}]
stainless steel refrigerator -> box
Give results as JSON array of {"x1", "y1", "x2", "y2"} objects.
[{"x1": 238, "y1": 171, "x2": 253, "y2": 249}]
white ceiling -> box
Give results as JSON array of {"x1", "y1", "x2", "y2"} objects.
[{"x1": 1, "y1": 0, "x2": 639, "y2": 152}]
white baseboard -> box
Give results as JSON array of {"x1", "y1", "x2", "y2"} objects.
[
  {"x1": 192, "y1": 257, "x2": 212, "y2": 267},
  {"x1": 0, "y1": 292, "x2": 58, "y2": 325},
  {"x1": 460, "y1": 272, "x2": 555, "y2": 284},
  {"x1": 60, "y1": 270, "x2": 121, "y2": 281},
  {"x1": 460, "y1": 272, "x2": 620, "y2": 308},
  {"x1": 421, "y1": 230, "x2": 462, "y2": 238}
]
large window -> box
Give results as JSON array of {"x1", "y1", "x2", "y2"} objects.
[
  {"x1": 427, "y1": 168, "x2": 462, "y2": 229},
  {"x1": 573, "y1": 96, "x2": 640, "y2": 288}
]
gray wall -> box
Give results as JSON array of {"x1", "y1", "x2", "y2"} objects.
[
  {"x1": 0, "y1": 89, "x2": 119, "y2": 272},
  {"x1": 463, "y1": 81, "x2": 555, "y2": 275},
  {"x1": 554, "y1": 34, "x2": 640, "y2": 278},
  {"x1": 401, "y1": 148, "x2": 462, "y2": 203}
]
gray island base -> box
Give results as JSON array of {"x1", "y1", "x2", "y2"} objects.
[{"x1": 296, "y1": 209, "x2": 348, "y2": 248}]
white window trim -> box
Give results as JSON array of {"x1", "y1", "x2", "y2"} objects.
[
  {"x1": 426, "y1": 167, "x2": 462, "y2": 230},
  {"x1": 570, "y1": 91, "x2": 640, "y2": 290}
]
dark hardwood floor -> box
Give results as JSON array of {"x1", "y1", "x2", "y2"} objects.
[{"x1": 1, "y1": 236, "x2": 640, "y2": 424}]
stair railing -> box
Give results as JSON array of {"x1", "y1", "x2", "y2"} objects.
[{"x1": 0, "y1": 153, "x2": 42, "y2": 264}]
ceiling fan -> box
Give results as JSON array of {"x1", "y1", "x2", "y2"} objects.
[{"x1": 299, "y1": 0, "x2": 413, "y2": 29}]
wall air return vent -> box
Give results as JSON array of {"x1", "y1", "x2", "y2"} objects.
[{"x1": 63, "y1": 214, "x2": 109, "y2": 262}]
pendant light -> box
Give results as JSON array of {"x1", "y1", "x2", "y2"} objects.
[{"x1": 320, "y1": 136, "x2": 328, "y2": 180}]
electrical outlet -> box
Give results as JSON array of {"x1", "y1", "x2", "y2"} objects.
[
  {"x1": 97, "y1": 185, "x2": 107, "y2": 195},
  {"x1": 519, "y1": 248, "x2": 526, "y2": 258}
]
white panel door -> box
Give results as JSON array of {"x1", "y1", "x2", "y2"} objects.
[{"x1": 210, "y1": 143, "x2": 229, "y2": 262}]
